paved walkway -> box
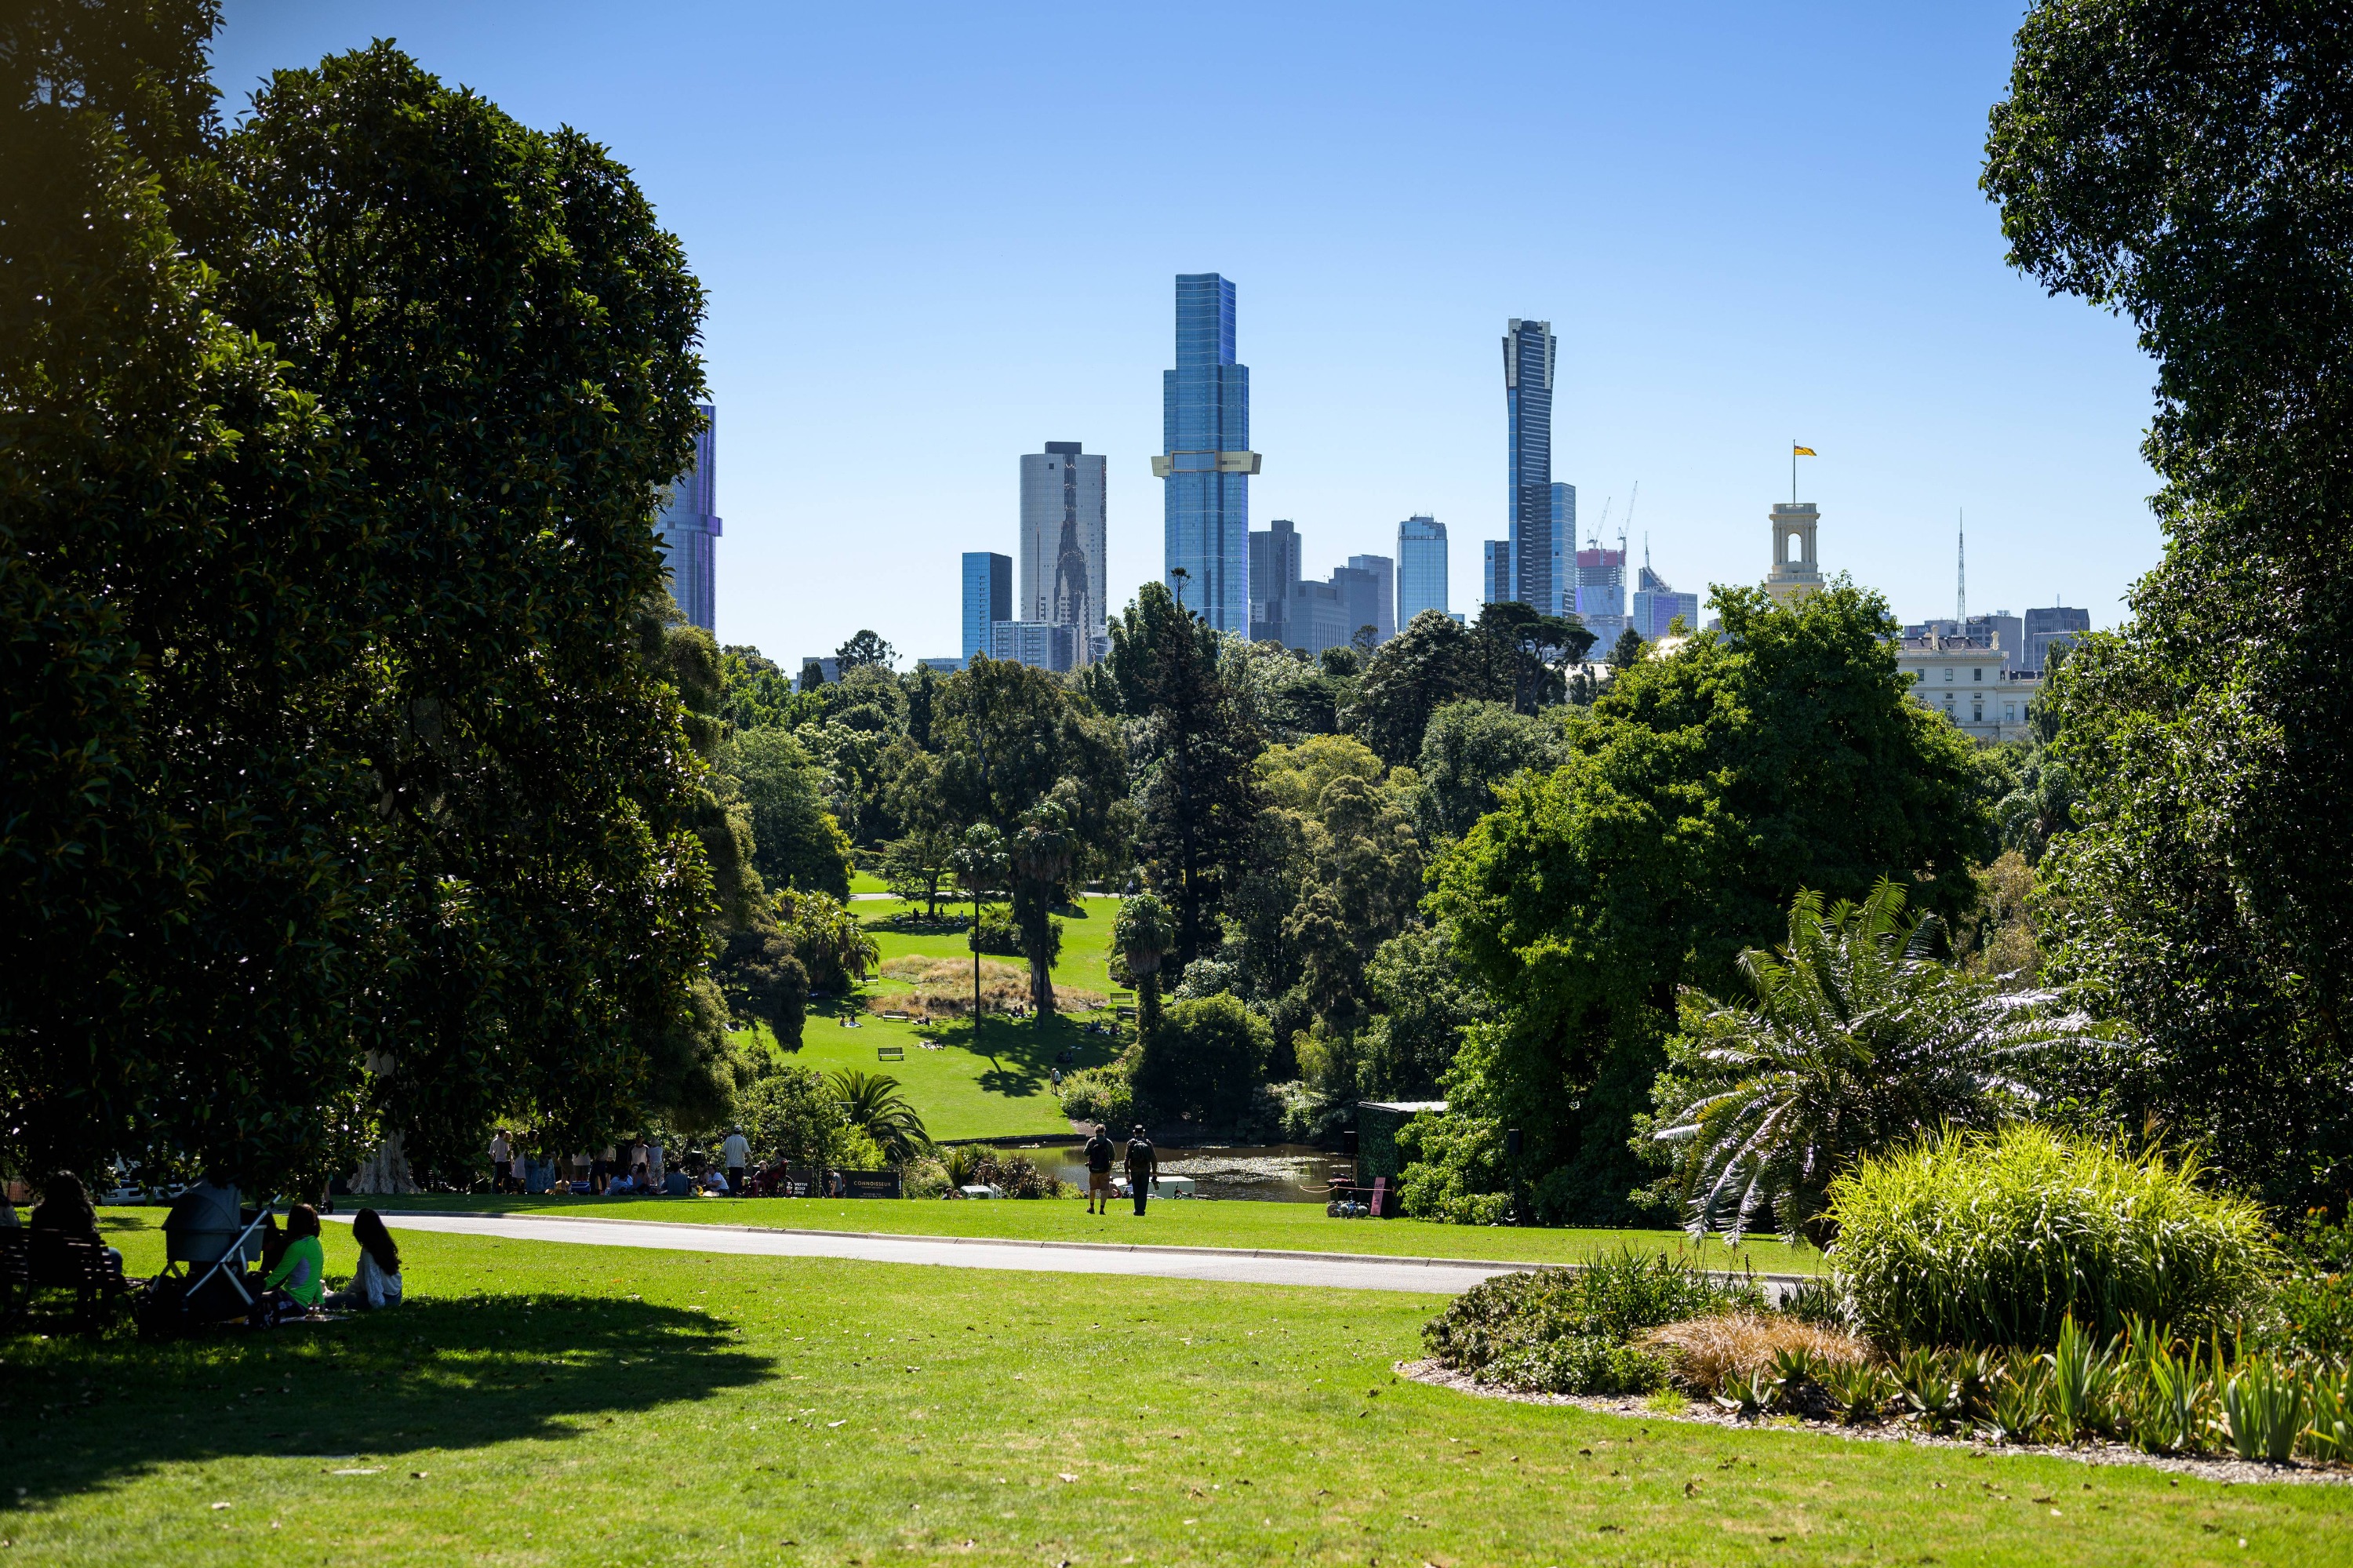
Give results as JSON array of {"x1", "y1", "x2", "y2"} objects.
[{"x1": 335, "y1": 1211, "x2": 1523, "y2": 1295}]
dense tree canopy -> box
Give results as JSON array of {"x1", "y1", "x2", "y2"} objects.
[
  {"x1": 1427, "y1": 584, "x2": 1989, "y2": 1221},
  {"x1": 1986, "y1": 0, "x2": 2353, "y2": 1205}
]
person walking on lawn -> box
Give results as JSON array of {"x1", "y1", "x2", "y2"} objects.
[
  {"x1": 1124, "y1": 1125, "x2": 1157, "y2": 1217},
  {"x1": 1083, "y1": 1123, "x2": 1116, "y2": 1215}
]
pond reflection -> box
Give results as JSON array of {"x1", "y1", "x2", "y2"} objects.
[{"x1": 1048, "y1": 1143, "x2": 1336, "y2": 1202}]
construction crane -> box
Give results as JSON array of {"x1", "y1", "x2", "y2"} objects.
[{"x1": 1620, "y1": 481, "x2": 1638, "y2": 563}]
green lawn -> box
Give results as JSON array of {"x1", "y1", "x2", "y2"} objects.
[
  {"x1": 4, "y1": 1213, "x2": 2340, "y2": 1565},
  {"x1": 745, "y1": 895, "x2": 1127, "y2": 1142},
  {"x1": 333, "y1": 1195, "x2": 1816, "y2": 1277}
]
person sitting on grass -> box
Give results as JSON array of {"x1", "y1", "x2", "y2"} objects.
[
  {"x1": 698, "y1": 1164, "x2": 731, "y2": 1195},
  {"x1": 325, "y1": 1207, "x2": 403, "y2": 1311},
  {"x1": 253, "y1": 1203, "x2": 326, "y2": 1323}
]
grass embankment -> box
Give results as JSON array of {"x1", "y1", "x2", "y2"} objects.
[
  {"x1": 4, "y1": 1214, "x2": 2341, "y2": 1566},
  {"x1": 340, "y1": 1195, "x2": 1814, "y2": 1276},
  {"x1": 738, "y1": 896, "x2": 1124, "y2": 1142}
]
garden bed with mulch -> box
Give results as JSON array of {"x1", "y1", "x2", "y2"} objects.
[{"x1": 1397, "y1": 1359, "x2": 2353, "y2": 1487}]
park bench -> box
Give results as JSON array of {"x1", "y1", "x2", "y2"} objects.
[
  {"x1": 2, "y1": 1229, "x2": 129, "y2": 1330},
  {"x1": 878, "y1": 1044, "x2": 905, "y2": 1061}
]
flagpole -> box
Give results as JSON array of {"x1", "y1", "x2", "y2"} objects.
[{"x1": 1791, "y1": 441, "x2": 1797, "y2": 507}]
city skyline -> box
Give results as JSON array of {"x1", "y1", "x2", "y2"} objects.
[{"x1": 209, "y1": 3, "x2": 2164, "y2": 662}]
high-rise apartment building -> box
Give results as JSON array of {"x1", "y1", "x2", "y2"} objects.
[
  {"x1": 654, "y1": 402, "x2": 722, "y2": 631},
  {"x1": 1549, "y1": 482, "x2": 1577, "y2": 616},
  {"x1": 1249, "y1": 518, "x2": 1303, "y2": 643},
  {"x1": 1396, "y1": 515, "x2": 1448, "y2": 629},
  {"x1": 961, "y1": 551, "x2": 1011, "y2": 664},
  {"x1": 1503, "y1": 318, "x2": 1557, "y2": 610},
  {"x1": 1345, "y1": 554, "x2": 1395, "y2": 645},
  {"x1": 991, "y1": 619, "x2": 1078, "y2": 673},
  {"x1": 2024, "y1": 605, "x2": 2091, "y2": 673},
  {"x1": 1483, "y1": 540, "x2": 1512, "y2": 608},
  {"x1": 1019, "y1": 442, "x2": 1107, "y2": 658},
  {"x1": 1632, "y1": 562, "x2": 1700, "y2": 640},
  {"x1": 1155, "y1": 274, "x2": 1259, "y2": 635}
]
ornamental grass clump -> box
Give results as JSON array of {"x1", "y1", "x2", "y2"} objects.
[
  {"x1": 1422, "y1": 1247, "x2": 1762, "y2": 1395},
  {"x1": 1824, "y1": 1124, "x2": 2274, "y2": 1350}
]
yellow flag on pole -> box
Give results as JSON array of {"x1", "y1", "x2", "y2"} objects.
[{"x1": 1792, "y1": 444, "x2": 1817, "y2": 457}]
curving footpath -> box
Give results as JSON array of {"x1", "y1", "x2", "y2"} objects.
[{"x1": 334, "y1": 1210, "x2": 1522, "y2": 1294}]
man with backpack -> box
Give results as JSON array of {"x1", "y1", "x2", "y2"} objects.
[
  {"x1": 1124, "y1": 1124, "x2": 1157, "y2": 1216},
  {"x1": 1083, "y1": 1123, "x2": 1116, "y2": 1215}
]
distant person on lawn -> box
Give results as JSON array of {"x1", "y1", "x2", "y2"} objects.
[
  {"x1": 721, "y1": 1127, "x2": 750, "y2": 1195},
  {"x1": 255, "y1": 1203, "x2": 325, "y2": 1323},
  {"x1": 489, "y1": 1128, "x2": 513, "y2": 1193},
  {"x1": 1125, "y1": 1126, "x2": 1157, "y2": 1217},
  {"x1": 1083, "y1": 1124, "x2": 1116, "y2": 1215},
  {"x1": 326, "y1": 1207, "x2": 404, "y2": 1311}
]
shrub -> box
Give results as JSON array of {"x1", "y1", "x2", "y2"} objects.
[
  {"x1": 971, "y1": 904, "x2": 1060, "y2": 967},
  {"x1": 1130, "y1": 992, "x2": 1271, "y2": 1126},
  {"x1": 1395, "y1": 1111, "x2": 1509, "y2": 1225},
  {"x1": 1422, "y1": 1248, "x2": 1763, "y2": 1395},
  {"x1": 1056, "y1": 1063, "x2": 1136, "y2": 1130},
  {"x1": 941, "y1": 1146, "x2": 1065, "y2": 1199},
  {"x1": 1638, "y1": 1312, "x2": 1871, "y2": 1398},
  {"x1": 1825, "y1": 1125, "x2": 2276, "y2": 1349}
]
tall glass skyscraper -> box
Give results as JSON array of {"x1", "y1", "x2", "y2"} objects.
[
  {"x1": 1549, "y1": 482, "x2": 1577, "y2": 616},
  {"x1": 1155, "y1": 274, "x2": 1260, "y2": 635},
  {"x1": 1018, "y1": 442, "x2": 1107, "y2": 653},
  {"x1": 961, "y1": 551, "x2": 1010, "y2": 664},
  {"x1": 1502, "y1": 320, "x2": 1556, "y2": 610},
  {"x1": 654, "y1": 402, "x2": 722, "y2": 631},
  {"x1": 1397, "y1": 515, "x2": 1448, "y2": 628}
]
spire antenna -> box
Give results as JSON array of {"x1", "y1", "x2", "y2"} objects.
[{"x1": 1957, "y1": 509, "x2": 1967, "y2": 624}]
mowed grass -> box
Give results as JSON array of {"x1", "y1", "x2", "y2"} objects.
[
  {"x1": 344, "y1": 1191, "x2": 1824, "y2": 1275},
  {"x1": 743, "y1": 896, "x2": 1126, "y2": 1142},
  {"x1": 3, "y1": 1215, "x2": 2341, "y2": 1566}
]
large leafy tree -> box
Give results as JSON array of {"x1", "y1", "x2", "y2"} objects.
[
  {"x1": 1427, "y1": 583, "x2": 1988, "y2": 1222},
  {"x1": 1354, "y1": 609, "x2": 1504, "y2": 766},
  {"x1": 1412, "y1": 699, "x2": 1568, "y2": 843},
  {"x1": 1103, "y1": 581, "x2": 1264, "y2": 967},
  {"x1": 720, "y1": 728, "x2": 854, "y2": 901},
  {"x1": 1984, "y1": 0, "x2": 2353, "y2": 1204}
]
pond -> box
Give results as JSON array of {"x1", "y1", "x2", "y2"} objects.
[{"x1": 1046, "y1": 1142, "x2": 1338, "y2": 1202}]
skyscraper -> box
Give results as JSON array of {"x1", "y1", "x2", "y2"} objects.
[
  {"x1": 1248, "y1": 518, "x2": 1303, "y2": 643},
  {"x1": 961, "y1": 551, "x2": 1011, "y2": 664},
  {"x1": 2024, "y1": 605, "x2": 2090, "y2": 673},
  {"x1": 654, "y1": 402, "x2": 722, "y2": 631},
  {"x1": 1549, "y1": 482, "x2": 1577, "y2": 616},
  {"x1": 1344, "y1": 554, "x2": 1395, "y2": 645},
  {"x1": 1483, "y1": 540, "x2": 1512, "y2": 607},
  {"x1": 1396, "y1": 515, "x2": 1448, "y2": 629},
  {"x1": 1019, "y1": 442, "x2": 1107, "y2": 657},
  {"x1": 1502, "y1": 318, "x2": 1557, "y2": 610},
  {"x1": 1155, "y1": 274, "x2": 1260, "y2": 635},
  {"x1": 1632, "y1": 559, "x2": 1700, "y2": 640}
]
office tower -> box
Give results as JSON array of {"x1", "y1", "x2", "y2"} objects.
[
  {"x1": 1344, "y1": 554, "x2": 1395, "y2": 644},
  {"x1": 1155, "y1": 274, "x2": 1260, "y2": 635},
  {"x1": 1275, "y1": 578, "x2": 1351, "y2": 657},
  {"x1": 1549, "y1": 482, "x2": 1577, "y2": 616},
  {"x1": 991, "y1": 619, "x2": 1076, "y2": 673},
  {"x1": 1765, "y1": 502, "x2": 1824, "y2": 607},
  {"x1": 2024, "y1": 605, "x2": 2090, "y2": 672},
  {"x1": 1573, "y1": 540, "x2": 1627, "y2": 620},
  {"x1": 1396, "y1": 515, "x2": 1448, "y2": 629},
  {"x1": 961, "y1": 551, "x2": 1012, "y2": 664},
  {"x1": 1483, "y1": 540, "x2": 1512, "y2": 607},
  {"x1": 1249, "y1": 518, "x2": 1304, "y2": 643},
  {"x1": 1019, "y1": 442, "x2": 1107, "y2": 659},
  {"x1": 654, "y1": 402, "x2": 722, "y2": 631},
  {"x1": 1631, "y1": 561, "x2": 1700, "y2": 640},
  {"x1": 1502, "y1": 318, "x2": 1557, "y2": 609}
]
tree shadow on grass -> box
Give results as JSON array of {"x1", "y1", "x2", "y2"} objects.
[
  {"x1": 954, "y1": 1013, "x2": 1122, "y2": 1099},
  {"x1": 0, "y1": 1289, "x2": 769, "y2": 1507}
]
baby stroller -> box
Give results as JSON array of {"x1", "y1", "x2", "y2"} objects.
[{"x1": 136, "y1": 1181, "x2": 272, "y2": 1337}]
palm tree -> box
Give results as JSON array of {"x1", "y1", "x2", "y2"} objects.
[
  {"x1": 826, "y1": 1068, "x2": 930, "y2": 1164},
  {"x1": 777, "y1": 889, "x2": 881, "y2": 994},
  {"x1": 1652, "y1": 879, "x2": 2111, "y2": 1246},
  {"x1": 1113, "y1": 890, "x2": 1175, "y2": 1041}
]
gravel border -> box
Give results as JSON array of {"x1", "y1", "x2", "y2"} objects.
[{"x1": 1397, "y1": 1359, "x2": 2353, "y2": 1487}]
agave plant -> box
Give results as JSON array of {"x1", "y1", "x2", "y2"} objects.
[
  {"x1": 2046, "y1": 1315, "x2": 2120, "y2": 1442},
  {"x1": 1895, "y1": 1346, "x2": 1963, "y2": 1433},
  {"x1": 1651, "y1": 880, "x2": 2112, "y2": 1245},
  {"x1": 1982, "y1": 1352, "x2": 2050, "y2": 1445},
  {"x1": 1822, "y1": 1359, "x2": 1890, "y2": 1424}
]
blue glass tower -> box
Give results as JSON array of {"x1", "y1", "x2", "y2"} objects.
[
  {"x1": 1155, "y1": 274, "x2": 1260, "y2": 634},
  {"x1": 654, "y1": 402, "x2": 722, "y2": 631},
  {"x1": 1502, "y1": 320, "x2": 1556, "y2": 609},
  {"x1": 961, "y1": 551, "x2": 1010, "y2": 664},
  {"x1": 1396, "y1": 515, "x2": 1448, "y2": 628}
]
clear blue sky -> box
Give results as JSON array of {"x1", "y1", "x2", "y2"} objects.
[{"x1": 214, "y1": 1, "x2": 2159, "y2": 665}]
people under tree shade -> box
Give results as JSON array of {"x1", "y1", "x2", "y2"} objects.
[
  {"x1": 28, "y1": 1170, "x2": 125, "y2": 1282},
  {"x1": 326, "y1": 1207, "x2": 404, "y2": 1311},
  {"x1": 257, "y1": 1203, "x2": 326, "y2": 1322}
]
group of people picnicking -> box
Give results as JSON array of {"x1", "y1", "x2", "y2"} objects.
[
  {"x1": 2, "y1": 1170, "x2": 405, "y2": 1326},
  {"x1": 488, "y1": 1127, "x2": 753, "y2": 1199}
]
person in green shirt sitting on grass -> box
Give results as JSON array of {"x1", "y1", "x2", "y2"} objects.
[{"x1": 253, "y1": 1203, "x2": 326, "y2": 1325}]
